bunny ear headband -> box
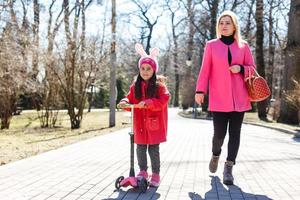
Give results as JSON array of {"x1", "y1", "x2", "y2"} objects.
[{"x1": 135, "y1": 43, "x2": 159, "y2": 72}]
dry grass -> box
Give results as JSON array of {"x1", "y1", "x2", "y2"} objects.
[{"x1": 0, "y1": 110, "x2": 131, "y2": 166}]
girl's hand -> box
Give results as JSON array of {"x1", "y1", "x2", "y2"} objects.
[
  {"x1": 195, "y1": 93, "x2": 204, "y2": 105},
  {"x1": 137, "y1": 101, "x2": 146, "y2": 108},
  {"x1": 229, "y1": 65, "x2": 241, "y2": 73},
  {"x1": 117, "y1": 101, "x2": 127, "y2": 109}
]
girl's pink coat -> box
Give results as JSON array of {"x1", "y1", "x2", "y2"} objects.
[
  {"x1": 196, "y1": 39, "x2": 256, "y2": 112},
  {"x1": 121, "y1": 81, "x2": 169, "y2": 145}
]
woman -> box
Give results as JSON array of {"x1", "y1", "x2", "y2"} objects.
[{"x1": 195, "y1": 10, "x2": 256, "y2": 185}]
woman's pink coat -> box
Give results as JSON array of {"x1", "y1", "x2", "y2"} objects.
[{"x1": 196, "y1": 39, "x2": 256, "y2": 112}]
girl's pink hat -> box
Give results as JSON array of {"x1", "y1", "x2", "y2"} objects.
[{"x1": 135, "y1": 43, "x2": 159, "y2": 72}]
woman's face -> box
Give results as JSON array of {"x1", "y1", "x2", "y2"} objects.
[
  {"x1": 219, "y1": 16, "x2": 235, "y2": 36},
  {"x1": 140, "y1": 64, "x2": 154, "y2": 81}
]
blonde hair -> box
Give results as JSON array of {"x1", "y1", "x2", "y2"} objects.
[{"x1": 216, "y1": 10, "x2": 243, "y2": 47}]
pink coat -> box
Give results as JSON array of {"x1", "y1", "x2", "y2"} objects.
[
  {"x1": 196, "y1": 39, "x2": 256, "y2": 112},
  {"x1": 121, "y1": 81, "x2": 169, "y2": 145}
]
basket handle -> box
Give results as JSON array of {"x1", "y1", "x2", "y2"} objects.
[{"x1": 245, "y1": 67, "x2": 260, "y2": 81}]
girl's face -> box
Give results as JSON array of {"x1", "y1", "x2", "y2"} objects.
[
  {"x1": 140, "y1": 64, "x2": 154, "y2": 81},
  {"x1": 219, "y1": 16, "x2": 235, "y2": 36}
]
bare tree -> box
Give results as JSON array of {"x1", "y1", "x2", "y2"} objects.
[
  {"x1": 278, "y1": 0, "x2": 300, "y2": 124},
  {"x1": 0, "y1": 28, "x2": 30, "y2": 129},
  {"x1": 109, "y1": 0, "x2": 116, "y2": 127},
  {"x1": 0, "y1": 32, "x2": 20, "y2": 128},
  {"x1": 271, "y1": 1, "x2": 289, "y2": 102},
  {"x1": 131, "y1": 0, "x2": 162, "y2": 52},
  {"x1": 0, "y1": 0, "x2": 34, "y2": 129},
  {"x1": 218, "y1": 0, "x2": 247, "y2": 11},
  {"x1": 205, "y1": 0, "x2": 220, "y2": 40},
  {"x1": 32, "y1": 0, "x2": 39, "y2": 80},
  {"x1": 181, "y1": 0, "x2": 196, "y2": 109},
  {"x1": 266, "y1": 0, "x2": 278, "y2": 97},
  {"x1": 255, "y1": 0, "x2": 268, "y2": 120},
  {"x1": 47, "y1": 0, "x2": 96, "y2": 129},
  {"x1": 243, "y1": 0, "x2": 255, "y2": 44},
  {"x1": 194, "y1": 0, "x2": 219, "y2": 113},
  {"x1": 35, "y1": 0, "x2": 66, "y2": 128},
  {"x1": 165, "y1": 0, "x2": 184, "y2": 107}
]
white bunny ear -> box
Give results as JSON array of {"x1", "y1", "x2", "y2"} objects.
[
  {"x1": 150, "y1": 47, "x2": 159, "y2": 58},
  {"x1": 135, "y1": 43, "x2": 148, "y2": 57}
]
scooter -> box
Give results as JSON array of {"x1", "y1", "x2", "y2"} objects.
[{"x1": 115, "y1": 104, "x2": 148, "y2": 193}]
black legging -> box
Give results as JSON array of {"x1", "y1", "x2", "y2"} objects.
[
  {"x1": 212, "y1": 111, "x2": 245, "y2": 164},
  {"x1": 136, "y1": 144, "x2": 160, "y2": 174}
]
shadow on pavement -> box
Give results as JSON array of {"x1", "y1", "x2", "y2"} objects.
[
  {"x1": 293, "y1": 134, "x2": 300, "y2": 142},
  {"x1": 189, "y1": 176, "x2": 273, "y2": 200},
  {"x1": 188, "y1": 192, "x2": 203, "y2": 200},
  {"x1": 102, "y1": 187, "x2": 160, "y2": 200},
  {"x1": 101, "y1": 189, "x2": 127, "y2": 200},
  {"x1": 144, "y1": 187, "x2": 161, "y2": 199}
]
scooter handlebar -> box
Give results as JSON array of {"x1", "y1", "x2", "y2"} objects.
[{"x1": 117, "y1": 103, "x2": 147, "y2": 109}]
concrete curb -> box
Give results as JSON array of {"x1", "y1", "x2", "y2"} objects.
[
  {"x1": 178, "y1": 111, "x2": 300, "y2": 138},
  {"x1": 242, "y1": 121, "x2": 299, "y2": 137}
]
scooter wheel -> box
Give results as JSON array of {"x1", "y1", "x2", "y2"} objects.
[
  {"x1": 115, "y1": 176, "x2": 124, "y2": 190},
  {"x1": 137, "y1": 177, "x2": 148, "y2": 193}
]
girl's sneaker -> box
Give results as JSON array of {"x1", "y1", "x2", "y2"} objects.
[
  {"x1": 149, "y1": 173, "x2": 160, "y2": 187},
  {"x1": 136, "y1": 170, "x2": 148, "y2": 180}
]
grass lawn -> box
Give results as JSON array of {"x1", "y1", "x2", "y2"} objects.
[{"x1": 0, "y1": 110, "x2": 130, "y2": 166}]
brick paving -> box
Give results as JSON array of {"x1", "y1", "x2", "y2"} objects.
[{"x1": 0, "y1": 108, "x2": 300, "y2": 200}]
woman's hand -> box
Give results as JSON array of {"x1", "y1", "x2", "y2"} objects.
[
  {"x1": 195, "y1": 93, "x2": 205, "y2": 105},
  {"x1": 229, "y1": 65, "x2": 241, "y2": 73}
]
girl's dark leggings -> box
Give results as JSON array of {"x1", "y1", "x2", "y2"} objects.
[
  {"x1": 212, "y1": 111, "x2": 245, "y2": 164},
  {"x1": 136, "y1": 144, "x2": 160, "y2": 174}
]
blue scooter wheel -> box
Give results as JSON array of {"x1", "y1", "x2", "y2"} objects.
[{"x1": 115, "y1": 176, "x2": 124, "y2": 190}]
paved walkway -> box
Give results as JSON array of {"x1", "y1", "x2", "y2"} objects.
[{"x1": 0, "y1": 109, "x2": 300, "y2": 200}]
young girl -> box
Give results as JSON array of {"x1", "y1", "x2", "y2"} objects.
[{"x1": 118, "y1": 43, "x2": 169, "y2": 187}]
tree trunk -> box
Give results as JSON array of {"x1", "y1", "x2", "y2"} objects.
[
  {"x1": 131, "y1": 1, "x2": 159, "y2": 54},
  {"x1": 0, "y1": 94, "x2": 16, "y2": 129},
  {"x1": 181, "y1": 0, "x2": 196, "y2": 109},
  {"x1": 36, "y1": 0, "x2": 64, "y2": 129},
  {"x1": 62, "y1": 0, "x2": 85, "y2": 129},
  {"x1": 171, "y1": 11, "x2": 179, "y2": 107},
  {"x1": 244, "y1": 0, "x2": 255, "y2": 44},
  {"x1": 1, "y1": 116, "x2": 12, "y2": 129},
  {"x1": 32, "y1": 0, "x2": 40, "y2": 80},
  {"x1": 255, "y1": 0, "x2": 268, "y2": 120},
  {"x1": 173, "y1": 54, "x2": 179, "y2": 107},
  {"x1": 145, "y1": 24, "x2": 155, "y2": 54},
  {"x1": 268, "y1": 0, "x2": 275, "y2": 98},
  {"x1": 278, "y1": 0, "x2": 300, "y2": 124},
  {"x1": 109, "y1": 0, "x2": 116, "y2": 127},
  {"x1": 209, "y1": 0, "x2": 219, "y2": 39}
]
